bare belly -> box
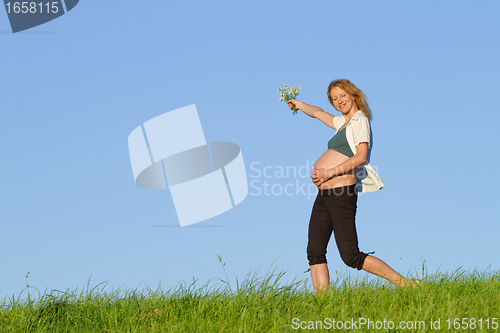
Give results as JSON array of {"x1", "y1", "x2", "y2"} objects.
[{"x1": 313, "y1": 149, "x2": 356, "y2": 189}]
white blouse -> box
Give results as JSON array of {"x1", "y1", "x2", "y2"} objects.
[{"x1": 333, "y1": 111, "x2": 385, "y2": 192}]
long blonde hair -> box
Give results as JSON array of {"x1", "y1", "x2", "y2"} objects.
[{"x1": 327, "y1": 79, "x2": 372, "y2": 119}]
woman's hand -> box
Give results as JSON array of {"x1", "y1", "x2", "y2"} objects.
[
  {"x1": 311, "y1": 166, "x2": 332, "y2": 187},
  {"x1": 287, "y1": 99, "x2": 300, "y2": 111},
  {"x1": 313, "y1": 143, "x2": 369, "y2": 186}
]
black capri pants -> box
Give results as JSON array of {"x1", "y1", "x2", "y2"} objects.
[{"x1": 307, "y1": 184, "x2": 368, "y2": 270}]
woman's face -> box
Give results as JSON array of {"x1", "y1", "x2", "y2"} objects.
[{"x1": 330, "y1": 87, "x2": 357, "y2": 114}]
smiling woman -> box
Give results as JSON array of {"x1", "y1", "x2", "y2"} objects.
[{"x1": 286, "y1": 79, "x2": 419, "y2": 293}]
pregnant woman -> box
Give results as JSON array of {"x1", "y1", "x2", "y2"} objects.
[{"x1": 287, "y1": 79, "x2": 417, "y2": 293}]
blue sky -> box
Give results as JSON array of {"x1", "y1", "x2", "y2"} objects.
[{"x1": 1, "y1": 1, "x2": 499, "y2": 298}]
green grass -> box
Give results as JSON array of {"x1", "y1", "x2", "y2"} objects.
[{"x1": 1, "y1": 267, "x2": 499, "y2": 332}]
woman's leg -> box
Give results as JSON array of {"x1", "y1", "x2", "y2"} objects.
[
  {"x1": 362, "y1": 255, "x2": 414, "y2": 287},
  {"x1": 311, "y1": 257, "x2": 415, "y2": 290},
  {"x1": 307, "y1": 194, "x2": 334, "y2": 294},
  {"x1": 324, "y1": 186, "x2": 414, "y2": 287},
  {"x1": 326, "y1": 185, "x2": 368, "y2": 270},
  {"x1": 310, "y1": 263, "x2": 330, "y2": 293},
  {"x1": 324, "y1": 186, "x2": 413, "y2": 287}
]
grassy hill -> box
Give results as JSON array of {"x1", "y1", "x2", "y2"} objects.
[{"x1": 1, "y1": 268, "x2": 499, "y2": 332}]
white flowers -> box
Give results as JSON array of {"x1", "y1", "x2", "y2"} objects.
[{"x1": 278, "y1": 86, "x2": 301, "y2": 114}]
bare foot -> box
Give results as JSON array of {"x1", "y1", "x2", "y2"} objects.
[{"x1": 401, "y1": 278, "x2": 422, "y2": 288}]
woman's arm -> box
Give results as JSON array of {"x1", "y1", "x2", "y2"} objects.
[
  {"x1": 311, "y1": 143, "x2": 369, "y2": 186},
  {"x1": 287, "y1": 99, "x2": 336, "y2": 129}
]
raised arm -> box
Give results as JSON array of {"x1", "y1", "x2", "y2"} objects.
[{"x1": 287, "y1": 99, "x2": 336, "y2": 130}]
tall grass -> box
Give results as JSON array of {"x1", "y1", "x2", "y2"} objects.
[{"x1": 1, "y1": 265, "x2": 499, "y2": 332}]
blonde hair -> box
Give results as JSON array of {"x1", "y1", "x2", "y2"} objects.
[{"x1": 327, "y1": 79, "x2": 372, "y2": 119}]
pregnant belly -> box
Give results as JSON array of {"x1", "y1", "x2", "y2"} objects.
[{"x1": 313, "y1": 149, "x2": 356, "y2": 189}]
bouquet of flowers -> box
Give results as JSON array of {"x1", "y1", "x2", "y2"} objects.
[{"x1": 278, "y1": 86, "x2": 301, "y2": 114}]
